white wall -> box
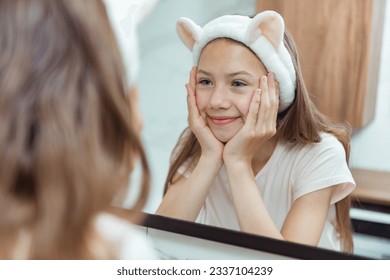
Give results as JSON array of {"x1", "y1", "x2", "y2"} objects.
[{"x1": 350, "y1": 1, "x2": 390, "y2": 172}]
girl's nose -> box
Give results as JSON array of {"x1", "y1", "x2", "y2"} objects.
[{"x1": 209, "y1": 86, "x2": 229, "y2": 109}]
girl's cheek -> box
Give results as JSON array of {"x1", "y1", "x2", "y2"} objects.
[
  {"x1": 195, "y1": 90, "x2": 208, "y2": 112},
  {"x1": 243, "y1": 92, "x2": 255, "y2": 117}
]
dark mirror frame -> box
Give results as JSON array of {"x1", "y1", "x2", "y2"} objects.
[{"x1": 137, "y1": 212, "x2": 371, "y2": 260}]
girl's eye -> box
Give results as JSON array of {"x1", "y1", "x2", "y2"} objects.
[
  {"x1": 231, "y1": 80, "x2": 247, "y2": 87},
  {"x1": 198, "y1": 79, "x2": 212, "y2": 86}
]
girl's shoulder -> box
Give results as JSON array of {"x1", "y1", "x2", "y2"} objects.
[
  {"x1": 278, "y1": 132, "x2": 347, "y2": 164},
  {"x1": 311, "y1": 132, "x2": 346, "y2": 154},
  {"x1": 283, "y1": 132, "x2": 344, "y2": 154}
]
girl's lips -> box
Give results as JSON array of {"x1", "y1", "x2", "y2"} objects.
[{"x1": 208, "y1": 116, "x2": 239, "y2": 126}]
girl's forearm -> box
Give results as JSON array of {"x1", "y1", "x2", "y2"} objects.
[
  {"x1": 156, "y1": 155, "x2": 222, "y2": 221},
  {"x1": 225, "y1": 162, "x2": 283, "y2": 239}
]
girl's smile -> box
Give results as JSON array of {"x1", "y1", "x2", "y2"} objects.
[{"x1": 207, "y1": 115, "x2": 240, "y2": 126}]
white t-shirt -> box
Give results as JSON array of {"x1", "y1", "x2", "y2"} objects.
[
  {"x1": 95, "y1": 213, "x2": 157, "y2": 259},
  {"x1": 176, "y1": 133, "x2": 356, "y2": 251}
]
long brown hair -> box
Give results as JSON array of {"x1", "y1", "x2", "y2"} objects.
[
  {"x1": 164, "y1": 31, "x2": 353, "y2": 253},
  {"x1": 0, "y1": 0, "x2": 150, "y2": 259}
]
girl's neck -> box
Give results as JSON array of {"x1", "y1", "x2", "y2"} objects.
[{"x1": 251, "y1": 135, "x2": 279, "y2": 175}]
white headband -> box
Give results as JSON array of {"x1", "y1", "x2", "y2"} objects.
[{"x1": 176, "y1": 11, "x2": 296, "y2": 112}]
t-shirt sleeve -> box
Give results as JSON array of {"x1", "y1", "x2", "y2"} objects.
[{"x1": 292, "y1": 135, "x2": 356, "y2": 204}]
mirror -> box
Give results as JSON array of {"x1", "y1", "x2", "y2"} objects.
[
  {"x1": 138, "y1": 212, "x2": 367, "y2": 260},
  {"x1": 118, "y1": 0, "x2": 390, "y2": 259}
]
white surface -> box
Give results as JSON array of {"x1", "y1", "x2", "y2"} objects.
[{"x1": 147, "y1": 228, "x2": 293, "y2": 260}]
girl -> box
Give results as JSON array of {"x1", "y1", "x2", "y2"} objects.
[
  {"x1": 157, "y1": 11, "x2": 356, "y2": 253},
  {"x1": 0, "y1": 0, "x2": 154, "y2": 259}
]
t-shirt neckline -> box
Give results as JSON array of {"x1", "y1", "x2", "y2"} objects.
[{"x1": 254, "y1": 140, "x2": 282, "y2": 179}]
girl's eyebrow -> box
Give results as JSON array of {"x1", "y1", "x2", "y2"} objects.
[
  {"x1": 226, "y1": 71, "x2": 254, "y2": 78},
  {"x1": 197, "y1": 69, "x2": 254, "y2": 78},
  {"x1": 197, "y1": 69, "x2": 212, "y2": 76}
]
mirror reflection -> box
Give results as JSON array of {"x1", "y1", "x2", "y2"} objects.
[{"x1": 123, "y1": 0, "x2": 390, "y2": 259}]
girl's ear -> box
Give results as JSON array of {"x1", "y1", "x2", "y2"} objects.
[
  {"x1": 246, "y1": 11, "x2": 285, "y2": 49},
  {"x1": 176, "y1": 17, "x2": 203, "y2": 51}
]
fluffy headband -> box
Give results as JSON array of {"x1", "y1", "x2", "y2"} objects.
[{"x1": 176, "y1": 11, "x2": 296, "y2": 112}]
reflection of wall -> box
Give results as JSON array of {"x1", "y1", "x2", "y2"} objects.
[
  {"x1": 257, "y1": 0, "x2": 386, "y2": 129},
  {"x1": 350, "y1": 1, "x2": 390, "y2": 172}
]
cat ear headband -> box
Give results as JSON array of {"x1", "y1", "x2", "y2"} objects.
[{"x1": 176, "y1": 11, "x2": 296, "y2": 112}]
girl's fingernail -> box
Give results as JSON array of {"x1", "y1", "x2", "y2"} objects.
[{"x1": 262, "y1": 76, "x2": 267, "y2": 83}]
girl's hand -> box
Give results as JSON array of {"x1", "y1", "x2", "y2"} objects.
[
  {"x1": 223, "y1": 73, "x2": 279, "y2": 165},
  {"x1": 186, "y1": 67, "x2": 224, "y2": 161}
]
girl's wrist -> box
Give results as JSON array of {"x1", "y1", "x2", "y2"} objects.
[
  {"x1": 224, "y1": 160, "x2": 255, "y2": 190},
  {"x1": 200, "y1": 153, "x2": 223, "y2": 166},
  {"x1": 224, "y1": 158, "x2": 252, "y2": 172}
]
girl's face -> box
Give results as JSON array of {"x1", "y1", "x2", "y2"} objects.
[{"x1": 196, "y1": 39, "x2": 268, "y2": 142}]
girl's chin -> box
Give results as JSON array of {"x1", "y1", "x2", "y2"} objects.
[
  {"x1": 212, "y1": 131, "x2": 237, "y2": 143},
  {"x1": 216, "y1": 137, "x2": 231, "y2": 143},
  {"x1": 208, "y1": 120, "x2": 243, "y2": 143}
]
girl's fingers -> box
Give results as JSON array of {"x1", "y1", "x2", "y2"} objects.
[
  {"x1": 255, "y1": 74, "x2": 280, "y2": 133},
  {"x1": 245, "y1": 89, "x2": 261, "y2": 127},
  {"x1": 186, "y1": 67, "x2": 199, "y2": 118},
  {"x1": 267, "y1": 73, "x2": 279, "y2": 123},
  {"x1": 255, "y1": 75, "x2": 270, "y2": 128},
  {"x1": 186, "y1": 83, "x2": 198, "y2": 119},
  {"x1": 267, "y1": 73, "x2": 276, "y2": 100},
  {"x1": 189, "y1": 67, "x2": 197, "y2": 88},
  {"x1": 268, "y1": 73, "x2": 279, "y2": 106}
]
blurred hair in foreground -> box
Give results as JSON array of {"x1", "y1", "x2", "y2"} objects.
[{"x1": 0, "y1": 0, "x2": 150, "y2": 259}]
